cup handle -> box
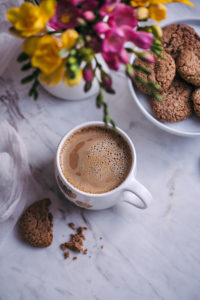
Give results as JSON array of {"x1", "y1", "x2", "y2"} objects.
[{"x1": 123, "y1": 178, "x2": 152, "y2": 209}]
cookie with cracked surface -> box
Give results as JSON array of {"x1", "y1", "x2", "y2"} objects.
[
  {"x1": 161, "y1": 24, "x2": 200, "y2": 60},
  {"x1": 151, "y1": 77, "x2": 193, "y2": 122},
  {"x1": 19, "y1": 198, "x2": 53, "y2": 247},
  {"x1": 132, "y1": 51, "x2": 175, "y2": 95},
  {"x1": 191, "y1": 88, "x2": 200, "y2": 117},
  {"x1": 177, "y1": 48, "x2": 200, "y2": 86}
]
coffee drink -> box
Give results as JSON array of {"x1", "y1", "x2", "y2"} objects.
[{"x1": 59, "y1": 125, "x2": 132, "y2": 194}]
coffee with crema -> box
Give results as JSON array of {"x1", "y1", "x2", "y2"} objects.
[{"x1": 59, "y1": 125, "x2": 132, "y2": 194}]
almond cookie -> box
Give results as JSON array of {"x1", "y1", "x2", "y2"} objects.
[
  {"x1": 176, "y1": 48, "x2": 200, "y2": 86},
  {"x1": 133, "y1": 51, "x2": 175, "y2": 95},
  {"x1": 191, "y1": 88, "x2": 200, "y2": 117},
  {"x1": 151, "y1": 77, "x2": 192, "y2": 122},
  {"x1": 19, "y1": 199, "x2": 53, "y2": 247},
  {"x1": 161, "y1": 24, "x2": 200, "y2": 60}
]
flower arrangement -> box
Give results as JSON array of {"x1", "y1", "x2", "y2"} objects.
[{"x1": 7, "y1": 0, "x2": 194, "y2": 127}]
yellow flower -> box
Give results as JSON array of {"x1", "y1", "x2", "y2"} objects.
[
  {"x1": 149, "y1": 3, "x2": 167, "y2": 21},
  {"x1": 63, "y1": 70, "x2": 82, "y2": 87},
  {"x1": 130, "y1": 0, "x2": 150, "y2": 6},
  {"x1": 31, "y1": 35, "x2": 62, "y2": 75},
  {"x1": 40, "y1": 63, "x2": 65, "y2": 86},
  {"x1": 61, "y1": 30, "x2": 79, "y2": 49},
  {"x1": 22, "y1": 37, "x2": 40, "y2": 56},
  {"x1": 165, "y1": 0, "x2": 194, "y2": 6},
  {"x1": 6, "y1": 0, "x2": 56, "y2": 37},
  {"x1": 130, "y1": 0, "x2": 194, "y2": 7}
]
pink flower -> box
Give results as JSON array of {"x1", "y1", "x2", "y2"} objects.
[
  {"x1": 94, "y1": 22, "x2": 110, "y2": 34},
  {"x1": 70, "y1": 0, "x2": 99, "y2": 10},
  {"x1": 99, "y1": 3, "x2": 118, "y2": 17},
  {"x1": 103, "y1": 49, "x2": 129, "y2": 70},
  {"x1": 103, "y1": 28, "x2": 125, "y2": 54},
  {"x1": 123, "y1": 27, "x2": 153, "y2": 50},
  {"x1": 108, "y1": 4, "x2": 137, "y2": 29},
  {"x1": 83, "y1": 10, "x2": 95, "y2": 21},
  {"x1": 49, "y1": 1, "x2": 80, "y2": 30}
]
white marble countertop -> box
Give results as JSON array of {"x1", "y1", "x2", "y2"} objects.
[{"x1": 1, "y1": 2, "x2": 200, "y2": 300}]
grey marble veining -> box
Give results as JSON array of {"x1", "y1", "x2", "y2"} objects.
[{"x1": 1, "y1": 2, "x2": 200, "y2": 300}]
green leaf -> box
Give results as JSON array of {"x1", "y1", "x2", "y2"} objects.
[
  {"x1": 21, "y1": 74, "x2": 34, "y2": 84},
  {"x1": 33, "y1": 90, "x2": 38, "y2": 101},
  {"x1": 21, "y1": 62, "x2": 32, "y2": 71},
  {"x1": 17, "y1": 52, "x2": 29, "y2": 63}
]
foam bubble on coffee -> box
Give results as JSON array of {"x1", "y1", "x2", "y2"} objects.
[{"x1": 59, "y1": 126, "x2": 132, "y2": 194}]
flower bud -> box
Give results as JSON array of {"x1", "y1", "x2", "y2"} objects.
[
  {"x1": 76, "y1": 17, "x2": 86, "y2": 26},
  {"x1": 136, "y1": 7, "x2": 149, "y2": 20},
  {"x1": 126, "y1": 63, "x2": 135, "y2": 79},
  {"x1": 83, "y1": 63, "x2": 94, "y2": 82},
  {"x1": 83, "y1": 10, "x2": 95, "y2": 21},
  {"x1": 101, "y1": 70, "x2": 112, "y2": 89},
  {"x1": 94, "y1": 22, "x2": 110, "y2": 34},
  {"x1": 151, "y1": 25, "x2": 163, "y2": 38},
  {"x1": 138, "y1": 51, "x2": 155, "y2": 63}
]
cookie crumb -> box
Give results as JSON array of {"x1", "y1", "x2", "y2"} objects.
[
  {"x1": 101, "y1": 245, "x2": 104, "y2": 249},
  {"x1": 60, "y1": 225, "x2": 88, "y2": 255},
  {"x1": 73, "y1": 256, "x2": 77, "y2": 261},
  {"x1": 60, "y1": 243, "x2": 67, "y2": 251},
  {"x1": 83, "y1": 249, "x2": 88, "y2": 255},
  {"x1": 89, "y1": 256, "x2": 91, "y2": 258},
  {"x1": 64, "y1": 251, "x2": 70, "y2": 259},
  {"x1": 68, "y1": 222, "x2": 76, "y2": 230},
  {"x1": 100, "y1": 237, "x2": 103, "y2": 240}
]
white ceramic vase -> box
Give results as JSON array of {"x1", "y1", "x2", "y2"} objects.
[{"x1": 40, "y1": 54, "x2": 108, "y2": 101}]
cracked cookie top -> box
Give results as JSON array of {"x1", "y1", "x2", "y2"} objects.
[
  {"x1": 151, "y1": 77, "x2": 193, "y2": 123},
  {"x1": 161, "y1": 24, "x2": 200, "y2": 60},
  {"x1": 177, "y1": 48, "x2": 200, "y2": 86},
  {"x1": 191, "y1": 88, "x2": 200, "y2": 117}
]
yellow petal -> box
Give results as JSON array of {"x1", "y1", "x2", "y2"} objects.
[
  {"x1": 130, "y1": 0, "x2": 149, "y2": 7},
  {"x1": 63, "y1": 69, "x2": 82, "y2": 87},
  {"x1": 40, "y1": 63, "x2": 65, "y2": 86},
  {"x1": 20, "y1": 2, "x2": 40, "y2": 16},
  {"x1": 149, "y1": 3, "x2": 167, "y2": 21},
  {"x1": 172, "y1": 0, "x2": 194, "y2": 6},
  {"x1": 40, "y1": 0, "x2": 57, "y2": 20},
  {"x1": 23, "y1": 37, "x2": 40, "y2": 56},
  {"x1": 6, "y1": 7, "x2": 20, "y2": 25},
  {"x1": 32, "y1": 53, "x2": 62, "y2": 74},
  {"x1": 61, "y1": 30, "x2": 79, "y2": 49}
]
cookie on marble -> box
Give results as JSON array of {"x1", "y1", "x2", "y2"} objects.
[
  {"x1": 176, "y1": 48, "x2": 200, "y2": 86},
  {"x1": 161, "y1": 24, "x2": 200, "y2": 60},
  {"x1": 151, "y1": 77, "x2": 193, "y2": 122},
  {"x1": 132, "y1": 51, "x2": 176, "y2": 95},
  {"x1": 19, "y1": 198, "x2": 53, "y2": 247},
  {"x1": 191, "y1": 88, "x2": 200, "y2": 117}
]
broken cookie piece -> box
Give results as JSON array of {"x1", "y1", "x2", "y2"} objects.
[{"x1": 19, "y1": 199, "x2": 53, "y2": 247}]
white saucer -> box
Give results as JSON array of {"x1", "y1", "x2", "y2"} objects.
[{"x1": 128, "y1": 18, "x2": 200, "y2": 137}]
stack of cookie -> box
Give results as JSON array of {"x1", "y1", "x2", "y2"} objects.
[{"x1": 133, "y1": 24, "x2": 200, "y2": 123}]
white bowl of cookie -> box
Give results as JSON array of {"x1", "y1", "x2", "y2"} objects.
[{"x1": 128, "y1": 18, "x2": 200, "y2": 137}]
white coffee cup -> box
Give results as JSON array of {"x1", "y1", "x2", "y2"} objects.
[{"x1": 55, "y1": 121, "x2": 152, "y2": 210}]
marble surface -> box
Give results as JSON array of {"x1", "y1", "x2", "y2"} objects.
[{"x1": 1, "y1": 2, "x2": 200, "y2": 300}]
